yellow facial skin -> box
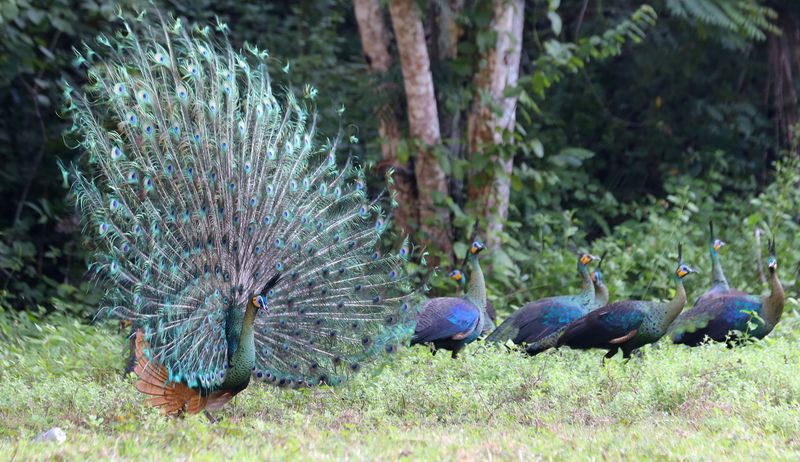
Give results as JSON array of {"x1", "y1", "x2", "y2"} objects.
[
  {"x1": 251, "y1": 296, "x2": 263, "y2": 308},
  {"x1": 450, "y1": 271, "x2": 463, "y2": 282},
  {"x1": 713, "y1": 240, "x2": 726, "y2": 251},
  {"x1": 580, "y1": 254, "x2": 597, "y2": 266}
]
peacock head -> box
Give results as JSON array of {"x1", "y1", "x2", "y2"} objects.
[
  {"x1": 253, "y1": 273, "x2": 281, "y2": 312},
  {"x1": 250, "y1": 295, "x2": 268, "y2": 312},
  {"x1": 675, "y1": 243, "x2": 696, "y2": 279},
  {"x1": 469, "y1": 240, "x2": 486, "y2": 255},
  {"x1": 767, "y1": 239, "x2": 778, "y2": 272}
]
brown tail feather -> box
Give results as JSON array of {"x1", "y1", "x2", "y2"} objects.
[{"x1": 133, "y1": 330, "x2": 208, "y2": 415}]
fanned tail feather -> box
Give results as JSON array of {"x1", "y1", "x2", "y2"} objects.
[{"x1": 63, "y1": 11, "x2": 417, "y2": 392}]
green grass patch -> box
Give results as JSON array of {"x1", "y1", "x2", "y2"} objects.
[{"x1": 1, "y1": 312, "x2": 799, "y2": 461}]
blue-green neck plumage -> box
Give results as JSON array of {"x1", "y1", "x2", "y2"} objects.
[
  {"x1": 577, "y1": 261, "x2": 595, "y2": 305},
  {"x1": 221, "y1": 300, "x2": 258, "y2": 390},
  {"x1": 593, "y1": 276, "x2": 609, "y2": 306},
  {"x1": 658, "y1": 274, "x2": 688, "y2": 330},
  {"x1": 465, "y1": 253, "x2": 490, "y2": 332},
  {"x1": 466, "y1": 253, "x2": 486, "y2": 310},
  {"x1": 763, "y1": 268, "x2": 784, "y2": 327},
  {"x1": 709, "y1": 244, "x2": 728, "y2": 290}
]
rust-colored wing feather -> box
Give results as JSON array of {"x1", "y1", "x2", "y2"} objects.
[{"x1": 133, "y1": 331, "x2": 208, "y2": 415}]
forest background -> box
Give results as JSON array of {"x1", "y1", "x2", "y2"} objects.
[{"x1": 1, "y1": 0, "x2": 798, "y2": 322}]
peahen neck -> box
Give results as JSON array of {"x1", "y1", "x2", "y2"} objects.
[
  {"x1": 660, "y1": 274, "x2": 688, "y2": 330},
  {"x1": 577, "y1": 262, "x2": 595, "y2": 305},
  {"x1": 221, "y1": 301, "x2": 258, "y2": 389},
  {"x1": 466, "y1": 254, "x2": 487, "y2": 311},
  {"x1": 594, "y1": 281, "x2": 609, "y2": 307},
  {"x1": 709, "y1": 245, "x2": 728, "y2": 290},
  {"x1": 763, "y1": 269, "x2": 785, "y2": 327}
]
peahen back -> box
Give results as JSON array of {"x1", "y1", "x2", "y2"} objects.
[{"x1": 61, "y1": 12, "x2": 417, "y2": 390}]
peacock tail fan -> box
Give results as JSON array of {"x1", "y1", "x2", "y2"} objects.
[{"x1": 60, "y1": 10, "x2": 418, "y2": 390}]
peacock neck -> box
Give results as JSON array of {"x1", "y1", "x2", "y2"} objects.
[
  {"x1": 466, "y1": 254, "x2": 487, "y2": 311},
  {"x1": 710, "y1": 247, "x2": 728, "y2": 290},
  {"x1": 763, "y1": 269, "x2": 785, "y2": 327},
  {"x1": 577, "y1": 263, "x2": 595, "y2": 304},
  {"x1": 221, "y1": 301, "x2": 258, "y2": 389},
  {"x1": 660, "y1": 275, "x2": 688, "y2": 330}
]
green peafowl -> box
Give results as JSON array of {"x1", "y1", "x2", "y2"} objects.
[
  {"x1": 669, "y1": 239, "x2": 784, "y2": 346},
  {"x1": 411, "y1": 241, "x2": 489, "y2": 358},
  {"x1": 60, "y1": 12, "x2": 418, "y2": 416},
  {"x1": 486, "y1": 253, "x2": 602, "y2": 352},
  {"x1": 692, "y1": 221, "x2": 745, "y2": 306},
  {"x1": 545, "y1": 244, "x2": 696, "y2": 360}
]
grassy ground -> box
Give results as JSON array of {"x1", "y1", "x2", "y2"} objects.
[{"x1": 1, "y1": 312, "x2": 799, "y2": 461}]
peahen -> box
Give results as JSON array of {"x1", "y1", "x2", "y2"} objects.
[
  {"x1": 669, "y1": 240, "x2": 784, "y2": 346},
  {"x1": 486, "y1": 253, "x2": 602, "y2": 351},
  {"x1": 547, "y1": 244, "x2": 696, "y2": 360},
  {"x1": 411, "y1": 241, "x2": 489, "y2": 358},
  {"x1": 60, "y1": 13, "x2": 418, "y2": 416}
]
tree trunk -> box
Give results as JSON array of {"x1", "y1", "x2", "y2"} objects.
[
  {"x1": 438, "y1": 0, "x2": 465, "y2": 60},
  {"x1": 389, "y1": 0, "x2": 454, "y2": 258},
  {"x1": 767, "y1": 16, "x2": 799, "y2": 154},
  {"x1": 353, "y1": 0, "x2": 419, "y2": 233},
  {"x1": 466, "y1": 0, "x2": 524, "y2": 250}
]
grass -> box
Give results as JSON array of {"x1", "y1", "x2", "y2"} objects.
[{"x1": 1, "y1": 311, "x2": 799, "y2": 461}]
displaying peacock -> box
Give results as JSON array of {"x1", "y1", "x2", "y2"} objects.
[
  {"x1": 669, "y1": 240, "x2": 784, "y2": 346},
  {"x1": 546, "y1": 244, "x2": 696, "y2": 360},
  {"x1": 60, "y1": 12, "x2": 418, "y2": 416},
  {"x1": 486, "y1": 253, "x2": 602, "y2": 352},
  {"x1": 411, "y1": 241, "x2": 489, "y2": 358}
]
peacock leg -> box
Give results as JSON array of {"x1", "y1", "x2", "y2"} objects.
[
  {"x1": 451, "y1": 345, "x2": 464, "y2": 359},
  {"x1": 602, "y1": 347, "x2": 618, "y2": 364},
  {"x1": 204, "y1": 411, "x2": 218, "y2": 424}
]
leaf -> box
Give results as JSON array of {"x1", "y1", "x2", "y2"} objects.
[
  {"x1": 531, "y1": 139, "x2": 544, "y2": 158},
  {"x1": 548, "y1": 12, "x2": 562, "y2": 36}
]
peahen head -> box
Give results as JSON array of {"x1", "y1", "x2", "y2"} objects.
[
  {"x1": 591, "y1": 270, "x2": 603, "y2": 284},
  {"x1": 709, "y1": 222, "x2": 726, "y2": 253},
  {"x1": 675, "y1": 243, "x2": 697, "y2": 279},
  {"x1": 449, "y1": 269, "x2": 466, "y2": 287},
  {"x1": 578, "y1": 253, "x2": 600, "y2": 269},
  {"x1": 591, "y1": 251, "x2": 606, "y2": 285},
  {"x1": 767, "y1": 239, "x2": 778, "y2": 272},
  {"x1": 469, "y1": 240, "x2": 486, "y2": 256}
]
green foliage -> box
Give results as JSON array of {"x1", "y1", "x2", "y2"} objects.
[
  {"x1": 1, "y1": 313, "x2": 798, "y2": 458},
  {"x1": 665, "y1": 0, "x2": 779, "y2": 42}
]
